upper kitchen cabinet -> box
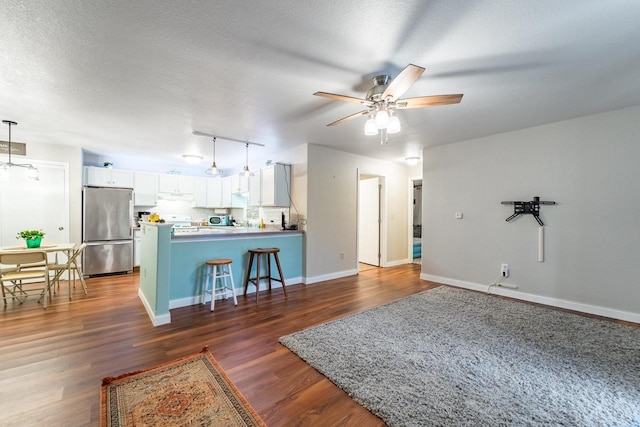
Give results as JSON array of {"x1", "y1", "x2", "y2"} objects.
[
  {"x1": 250, "y1": 164, "x2": 291, "y2": 207},
  {"x1": 206, "y1": 178, "x2": 223, "y2": 208},
  {"x1": 248, "y1": 173, "x2": 261, "y2": 206},
  {"x1": 84, "y1": 166, "x2": 134, "y2": 188},
  {"x1": 221, "y1": 176, "x2": 233, "y2": 207},
  {"x1": 231, "y1": 173, "x2": 249, "y2": 193},
  {"x1": 193, "y1": 177, "x2": 208, "y2": 207},
  {"x1": 133, "y1": 171, "x2": 158, "y2": 206},
  {"x1": 158, "y1": 174, "x2": 195, "y2": 194}
]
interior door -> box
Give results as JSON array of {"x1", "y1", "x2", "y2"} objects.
[
  {"x1": 358, "y1": 177, "x2": 380, "y2": 266},
  {"x1": 0, "y1": 160, "x2": 69, "y2": 247}
]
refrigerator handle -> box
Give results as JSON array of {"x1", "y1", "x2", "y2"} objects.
[{"x1": 129, "y1": 195, "x2": 133, "y2": 237}]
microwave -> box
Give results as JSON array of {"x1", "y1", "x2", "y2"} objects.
[{"x1": 208, "y1": 215, "x2": 231, "y2": 226}]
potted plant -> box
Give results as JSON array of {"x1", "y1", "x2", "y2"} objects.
[{"x1": 16, "y1": 229, "x2": 46, "y2": 248}]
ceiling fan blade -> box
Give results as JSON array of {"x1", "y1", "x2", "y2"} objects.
[
  {"x1": 326, "y1": 110, "x2": 370, "y2": 126},
  {"x1": 314, "y1": 91, "x2": 368, "y2": 105},
  {"x1": 395, "y1": 94, "x2": 464, "y2": 109},
  {"x1": 381, "y1": 64, "x2": 425, "y2": 102}
]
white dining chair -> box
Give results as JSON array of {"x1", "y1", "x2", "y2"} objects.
[
  {"x1": 0, "y1": 251, "x2": 51, "y2": 308},
  {"x1": 47, "y1": 243, "x2": 88, "y2": 299}
]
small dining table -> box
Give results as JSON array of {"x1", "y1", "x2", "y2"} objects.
[{"x1": 0, "y1": 243, "x2": 77, "y2": 307}]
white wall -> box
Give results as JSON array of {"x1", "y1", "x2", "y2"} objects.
[
  {"x1": 306, "y1": 144, "x2": 413, "y2": 282},
  {"x1": 422, "y1": 105, "x2": 640, "y2": 322}
]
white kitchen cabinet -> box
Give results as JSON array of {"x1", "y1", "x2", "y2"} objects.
[
  {"x1": 84, "y1": 166, "x2": 134, "y2": 188},
  {"x1": 221, "y1": 176, "x2": 233, "y2": 207},
  {"x1": 248, "y1": 173, "x2": 261, "y2": 206},
  {"x1": 193, "y1": 177, "x2": 208, "y2": 207},
  {"x1": 250, "y1": 164, "x2": 291, "y2": 207},
  {"x1": 206, "y1": 178, "x2": 223, "y2": 207},
  {"x1": 231, "y1": 173, "x2": 249, "y2": 193},
  {"x1": 158, "y1": 174, "x2": 195, "y2": 194},
  {"x1": 133, "y1": 171, "x2": 158, "y2": 206}
]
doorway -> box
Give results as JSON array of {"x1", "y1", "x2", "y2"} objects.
[
  {"x1": 358, "y1": 174, "x2": 382, "y2": 270},
  {"x1": 408, "y1": 178, "x2": 422, "y2": 264}
]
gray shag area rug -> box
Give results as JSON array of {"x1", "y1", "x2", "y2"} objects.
[{"x1": 279, "y1": 286, "x2": 640, "y2": 426}]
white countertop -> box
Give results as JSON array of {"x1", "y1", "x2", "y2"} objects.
[{"x1": 171, "y1": 225, "x2": 303, "y2": 239}]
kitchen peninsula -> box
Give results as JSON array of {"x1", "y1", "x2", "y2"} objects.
[{"x1": 138, "y1": 222, "x2": 303, "y2": 326}]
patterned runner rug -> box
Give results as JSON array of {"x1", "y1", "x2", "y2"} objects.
[{"x1": 101, "y1": 347, "x2": 266, "y2": 427}]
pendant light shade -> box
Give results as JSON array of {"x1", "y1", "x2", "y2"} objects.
[
  {"x1": 387, "y1": 111, "x2": 401, "y2": 134},
  {"x1": 375, "y1": 109, "x2": 389, "y2": 129},
  {"x1": 1, "y1": 120, "x2": 39, "y2": 181},
  {"x1": 364, "y1": 115, "x2": 378, "y2": 135},
  {"x1": 205, "y1": 137, "x2": 221, "y2": 176}
]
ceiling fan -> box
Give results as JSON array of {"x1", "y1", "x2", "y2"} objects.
[{"x1": 314, "y1": 64, "x2": 463, "y2": 140}]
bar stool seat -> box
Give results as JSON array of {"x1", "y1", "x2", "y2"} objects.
[
  {"x1": 243, "y1": 248, "x2": 286, "y2": 302},
  {"x1": 201, "y1": 258, "x2": 237, "y2": 311}
]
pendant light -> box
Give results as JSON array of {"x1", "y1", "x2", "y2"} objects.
[
  {"x1": 205, "y1": 137, "x2": 221, "y2": 176},
  {"x1": 1, "y1": 120, "x2": 39, "y2": 181},
  {"x1": 243, "y1": 143, "x2": 252, "y2": 177}
]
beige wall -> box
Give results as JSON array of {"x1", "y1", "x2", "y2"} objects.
[
  {"x1": 305, "y1": 144, "x2": 414, "y2": 282},
  {"x1": 422, "y1": 105, "x2": 640, "y2": 322}
]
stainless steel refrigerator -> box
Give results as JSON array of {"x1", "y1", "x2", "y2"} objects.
[{"x1": 82, "y1": 186, "x2": 134, "y2": 276}]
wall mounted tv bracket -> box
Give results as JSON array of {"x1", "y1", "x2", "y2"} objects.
[{"x1": 501, "y1": 196, "x2": 556, "y2": 226}]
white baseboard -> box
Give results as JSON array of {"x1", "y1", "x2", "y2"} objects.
[
  {"x1": 383, "y1": 258, "x2": 410, "y2": 267},
  {"x1": 168, "y1": 277, "x2": 303, "y2": 310},
  {"x1": 304, "y1": 269, "x2": 357, "y2": 285},
  {"x1": 138, "y1": 288, "x2": 171, "y2": 326},
  {"x1": 421, "y1": 273, "x2": 640, "y2": 324}
]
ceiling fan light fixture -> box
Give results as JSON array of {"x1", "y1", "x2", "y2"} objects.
[
  {"x1": 375, "y1": 109, "x2": 389, "y2": 129},
  {"x1": 387, "y1": 112, "x2": 401, "y2": 134},
  {"x1": 364, "y1": 116, "x2": 378, "y2": 135}
]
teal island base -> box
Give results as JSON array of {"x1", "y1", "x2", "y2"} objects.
[{"x1": 138, "y1": 223, "x2": 303, "y2": 326}]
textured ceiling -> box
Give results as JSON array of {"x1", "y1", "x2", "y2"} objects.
[{"x1": 1, "y1": 0, "x2": 640, "y2": 174}]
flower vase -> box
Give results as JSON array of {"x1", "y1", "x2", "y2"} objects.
[{"x1": 26, "y1": 237, "x2": 42, "y2": 248}]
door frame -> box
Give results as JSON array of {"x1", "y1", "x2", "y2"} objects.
[
  {"x1": 356, "y1": 170, "x2": 387, "y2": 270},
  {"x1": 407, "y1": 176, "x2": 422, "y2": 264}
]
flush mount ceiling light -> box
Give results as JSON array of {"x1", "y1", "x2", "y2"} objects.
[
  {"x1": 182, "y1": 153, "x2": 203, "y2": 164},
  {"x1": 314, "y1": 64, "x2": 463, "y2": 144},
  {"x1": 192, "y1": 130, "x2": 264, "y2": 176},
  {"x1": 1, "y1": 120, "x2": 39, "y2": 181},
  {"x1": 205, "y1": 137, "x2": 221, "y2": 176},
  {"x1": 405, "y1": 156, "x2": 421, "y2": 165}
]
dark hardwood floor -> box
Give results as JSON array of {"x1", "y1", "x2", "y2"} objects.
[{"x1": 0, "y1": 263, "x2": 438, "y2": 426}]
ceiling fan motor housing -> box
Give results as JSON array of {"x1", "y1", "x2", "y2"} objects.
[{"x1": 366, "y1": 75, "x2": 391, "y2": 102}]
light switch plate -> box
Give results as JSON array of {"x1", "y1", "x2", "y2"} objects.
[{"x1": 455, "y1": 212, "x2": 463, "y2": 219}]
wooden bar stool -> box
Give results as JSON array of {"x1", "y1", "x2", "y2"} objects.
[
  {"x1": 243, "y1": 248, "x2": 286, "y2": 302},
  {"x1": 201, "y1": 258, "x2": 237, "y2": 311}
]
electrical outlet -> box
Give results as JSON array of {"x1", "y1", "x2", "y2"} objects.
[
  {"x1": 501, "y1": 263, "x2": 509, "y2": 277},
  {"x1": 455, "y1": 212, "x2": 463, "y2": 219},
  {"x1": 340, "y1": 252, "x2": 345, "y2": 259}
]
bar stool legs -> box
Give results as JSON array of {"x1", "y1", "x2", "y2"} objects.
[
  {"x1": 201, "y1": 259, "x2": 237, "y2": 311},
  {"x1": 244, "y1": 248, "x2": 286, "y2": 302}
]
